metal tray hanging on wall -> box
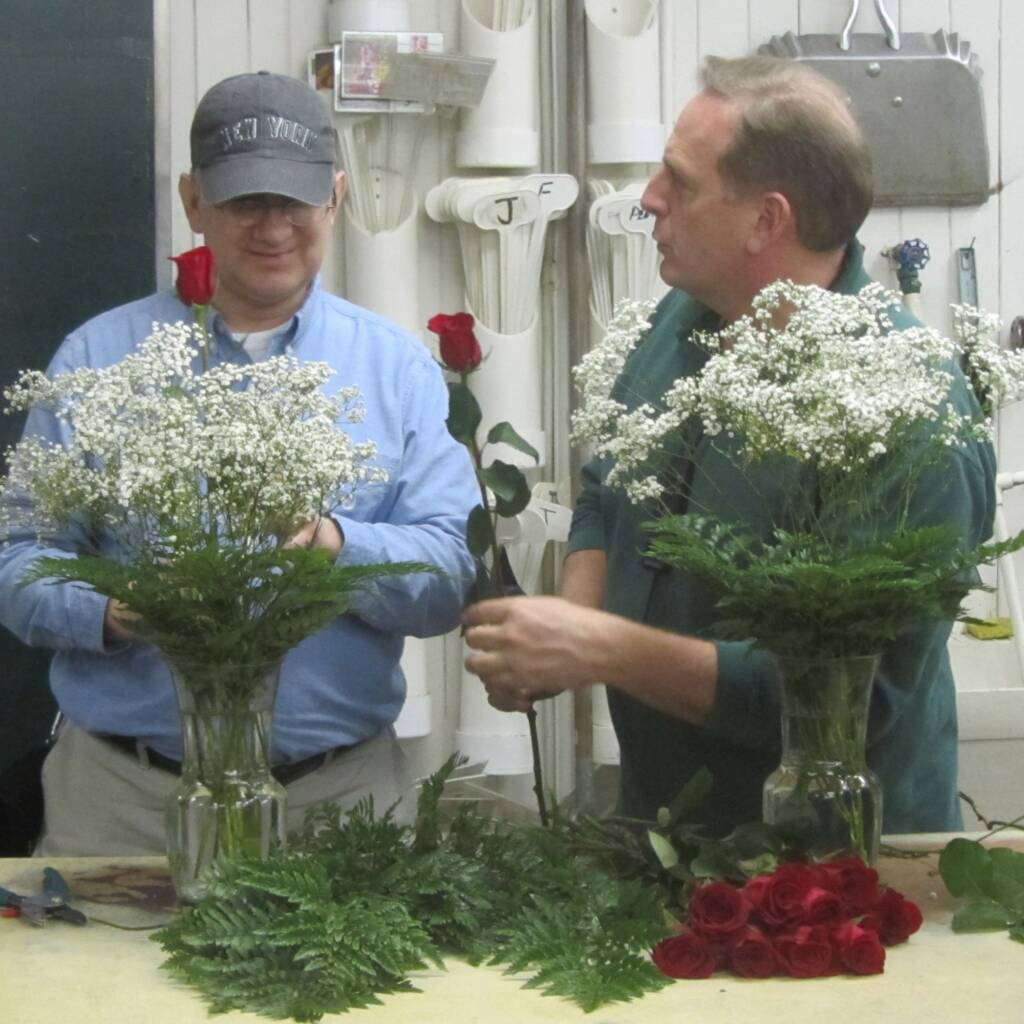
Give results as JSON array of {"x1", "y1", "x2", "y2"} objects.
[{"x1": 759, "y1": 0, "x2": 989, "y2": 206}]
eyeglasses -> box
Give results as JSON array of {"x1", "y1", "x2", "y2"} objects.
[{"x1": 212, "y1": 193, "x2": 337, "y2": 228}]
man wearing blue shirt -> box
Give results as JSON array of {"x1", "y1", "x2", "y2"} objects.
[{"x1": 0, "y1": 72, "x2": 478, "y2": 855}]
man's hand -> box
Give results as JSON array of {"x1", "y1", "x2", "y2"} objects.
[
  {"x1": 463, "y1": 596, "x2": 607, "y2": 712},
  {"x1": 103, "y1": 598, "x2": 140, "y2": 645},
  {"x1": 286, "y1": 516, "x2": 343, "y2": 558},
  {"x1": 465, "y1": 592, "x2": 719, "y2": 726}
]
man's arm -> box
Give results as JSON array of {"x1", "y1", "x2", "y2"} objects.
[
  {"x1": 329, "y1": 355, "x2": 478, "y2": 639},
  {"x1": 559, "y1": 548, "x2": 606, "y2": 608},
  {"x1": 0, "y1": 334, "x2": 114, "y2": 654},
  {"x1": 463, "y1": 579, "x2": 718, "y2": 721}
]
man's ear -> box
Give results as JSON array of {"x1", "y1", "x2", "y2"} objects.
[
  {"x1": 746, "y1": 191, "x2": 792, "y2": 256},
  {"x1": 178, "y1": 173, "x2": 204, "y2": 233},
  {"x1": 327, "y1": 170, "x2": 347, "y2": 227}
]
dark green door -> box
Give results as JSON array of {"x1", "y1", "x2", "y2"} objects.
[{"x1": 0, "y1": 0, "x2": 155, "y2": 784}]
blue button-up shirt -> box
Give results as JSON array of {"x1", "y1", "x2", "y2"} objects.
[{"x1": 0, "y1": 282, "x2": 478, "y2": 761}]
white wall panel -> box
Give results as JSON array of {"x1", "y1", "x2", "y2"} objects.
[
  {"x1": 249, "y1": 0, "x2": 292, "y2": 74},
  {"x1": 195, "y1": 0, "x2": 249, "y2": 95},
  {"x1": 664, "y1": 1, "x2": 700, "y2": 117},
  {"x1": 696, "y1": 0, "x2": 750, "y2": 63},
  {"x1": 287, "y1": 0, "x2": 329, "y2": 71},
  {"x1": 748, "y1": 1, "x2": 799, "y2": 50},
  {"x1": 166, "y1": 0, "x2": 199, "y2": 260}
]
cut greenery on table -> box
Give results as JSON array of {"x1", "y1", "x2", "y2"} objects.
[{"x1": 153, "y1": 761, "x2": 926, "y2": 1020}]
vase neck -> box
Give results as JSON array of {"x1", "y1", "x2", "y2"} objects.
[
  {"x1": 773, "y1": 654, "x2": 879, "y2": 769},
  {"x1": 170, "y1": 660, "x2": 282, "y2": 784},
  {"x1": 180, "y1": 705, "x2": 274, "y2": 782}
]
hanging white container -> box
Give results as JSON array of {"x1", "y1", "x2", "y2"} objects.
[
  {"x1": 456, "y1": 662, "x2": 532, "y2": 775},
  {"x1": 343, "y1": 202, "x2": 420, "y2": 335},
  {"x1": 456, "y1": 0, "x2": 539, "y2": 168},
  {"x1": 328, "y1": 0, "x2": 411, "y2": 37},
  {"x1": 591, "y1": 684, "x2": 621, "y2": 765},
  {"x1": 469, "y1": 315, "x2": 545, "y2": 468},
  {"x1": 394, "y1": 636, "x2": 434, "y2": 739},
  {"x1": 585, "y1": 0, "x2": 666, "y2": 164}
]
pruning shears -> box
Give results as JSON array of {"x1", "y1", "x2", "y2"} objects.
[{"x1": 0, "y1": 867, "x2": 88, "y2": 926}]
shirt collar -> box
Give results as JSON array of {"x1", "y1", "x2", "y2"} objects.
[{"x1": 207, "y1": 277, "x2": 324, "y2": 356}]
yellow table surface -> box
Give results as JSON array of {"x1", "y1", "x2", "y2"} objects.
[{"x1": 2, "y1": 835, "x2": 1022, "y2": 1023}]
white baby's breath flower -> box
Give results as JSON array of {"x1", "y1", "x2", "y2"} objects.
[
  {"x1": 571, "y1": 284, "x2": 1017, "y2": 509},
  {"x1": 0, "y1": 320, "x2": 385, "y2": 556}
]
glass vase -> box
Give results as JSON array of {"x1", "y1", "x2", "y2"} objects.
[
  {"x1": 762, "y1": 653, "x2": 883, "y2": 864},
  {"x1": 166, "y1": 658, "x2": 287, "y2": 902}
]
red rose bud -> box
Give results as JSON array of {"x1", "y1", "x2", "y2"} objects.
[
  {"x1": 773, "y1": 925, "x2": 839, "y2": 978},
  {"x1": 870, "y1": 888, "x2": 924, "y2": 946},
  {"x1": 727, "y1": 925, "x2": 779, "y2": 979},
  {"x1": 687, "y1": 880, "x2": 750, "y2": 938},
  {"x1": 651, "y1": 929, "x2": 718, "y2": 979},
  {"x1": 833, "y1": 920, "x2": 886, "y2": 975},
  {"x1": 427, "y1": 312, "x2": 482, "y2": 373},
  {"x1": 170, "y1": 245, "x2": 216, "y2": 306}
]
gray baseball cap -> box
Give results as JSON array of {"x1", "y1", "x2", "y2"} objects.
[{"x1": 190, "y1": 71, "x2": 336, "y2": 206}]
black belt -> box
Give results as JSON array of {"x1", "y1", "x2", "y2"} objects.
[{"x1": 96, "y1": 733, "x2": 356, "y2": 787}]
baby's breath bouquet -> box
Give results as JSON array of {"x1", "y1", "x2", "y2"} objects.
[
  {"x1": 574, "y1": 284, "x2": 1024, "y2": 862},
  {"x1": 0, "y1": 319, "x2": 428, "y2": 895},
  {"x1": 575, "y1": 283, "x2": 1024, "y2": 657}
]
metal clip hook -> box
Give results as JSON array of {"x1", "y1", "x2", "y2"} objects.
[{"x1": 839, "y1": 0, "x2": 901, "y2": 52}]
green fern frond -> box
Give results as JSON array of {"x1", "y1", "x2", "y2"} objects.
[{"x1": 154, "y1": 764, "x2": 680, "y2": 1019}]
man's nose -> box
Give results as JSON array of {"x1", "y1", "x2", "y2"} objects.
[
  {"x1": 252, "y1": 205, "x2": 294, "y2": 235},
  {"x1": 640, "y1": 170, "x2": 666, "y2": 216}
]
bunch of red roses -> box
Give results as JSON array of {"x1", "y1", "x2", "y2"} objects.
[{"x1": 652, "y1": 856, "x2": 923, "y2": 980}]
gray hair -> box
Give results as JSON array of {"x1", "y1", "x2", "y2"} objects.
[{"x1": 701, "y1": 55, "x2": 873, "y2": 252}]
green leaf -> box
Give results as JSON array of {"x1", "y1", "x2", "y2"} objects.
[
  {"x1": 466, "y1": 505, "x2": 494, "y2": 558},
  {"x1": 939, "y1": 838, "x2": 994, "y2": 900},
  {"x1": 738, "y1": 853, "x2": 778, "y2": 878},
  {"x1": 664, "y1": 765, "x2": 712, "y2": 825},
  {"x1": 988, "y1": 847, "x2": 1024, "y2": 913},
  {"x1": 646, "y1": 831, "x2": 679, "y2": 870},
  {"x1": 485, "y1": 422, "x2": 540, "y2": 464},
  {"x1": 690, "y1": 843, "x2": 740, "y2": 881},
  {"x1": 446, "y1": 382, "x2": 481, "y2": 445},
  {"x1": 480, "y1": 461, "x2": 531, "y2": 518},
  {"x1": 1010, "y1": 922, "x2": 1024, "y2": 943},
  {"x1": 950, "y1": 899, "x2": 1020, "y2": 933},
  {"x1": 729, "y1": 821, "x2": 784, "y2": 859}
]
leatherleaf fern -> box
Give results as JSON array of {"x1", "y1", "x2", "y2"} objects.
[{"x1": 153, "y1": 757, "x2": 674, "y2": 1019}]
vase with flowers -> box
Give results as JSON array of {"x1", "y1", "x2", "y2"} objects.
[
  {"x1": 572, "y1": 284, "x2": 1024, "y2": 863},
  {"x1": 427, "y1": 311, "x2": 549, "y2": 821},
  {"x1": 0, "y1": 247, "x2": 430, "y2": 899}
]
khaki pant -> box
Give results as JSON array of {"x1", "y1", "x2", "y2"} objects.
[{"x1": 34, "y1": 722, "x2": 414, "y2": 857}]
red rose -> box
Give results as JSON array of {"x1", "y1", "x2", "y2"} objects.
[
  {"x1": 818, "y1": 856, "x2": 880, "y2": 916},
  {"x1": 727, "y1": 925, "x2": 779, "y2": 978},
  {"x1": 774, "y1": 925, "x2": 838, "y2": 978},
  {"x1": 743, "y1": 873, "x2": 771, "y2": 912},
  {"x1": 833, "y1": 920, "x2": 886, "y2": 975},
  {"x1": 867, "y1": 888, "x2": 924, "y2": 946},
  {"x1": 799, "y1": 885, "x2": 843, "y2": 925},
  {"x1": 427, "y1": 312, "x2": 482, "y2": 373},
  {"x1": 757, "y1": 863, "x2": 817, "y2": 927},
  {"x1": 170, "y1": 245, "x2": 216, "y2": 306},
  {"x1": 687, "y1": 880, "x2": 750, "y2": 939},
  {"x1": 651, "y1": 929, "x2": 718, "y2": 979}
]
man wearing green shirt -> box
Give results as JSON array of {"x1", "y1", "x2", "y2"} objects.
[{"x1": 463, "y1": 55, "x2": 995, "y2": 835}]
